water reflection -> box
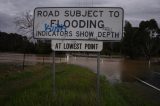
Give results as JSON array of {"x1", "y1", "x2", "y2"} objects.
[
  {"x1": 69, "y1": 57, "x2": 123, "y2": 83},
  {"x1": 1, "y1": 53, "x2": 160, "y2": 85},
  {"x1": 69, "y1": 56, "x2": 160, "y2": 84},
  {"x1": 120, "y1": 60, "x2": 150, "y2": 82}
]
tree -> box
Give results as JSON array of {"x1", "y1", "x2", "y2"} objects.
[
  {"x1": 14, "y1": 11, "x2": 34, "y2": 69},
  {"x1": 121, "y1": 21, "x2": 136, "y2": 58},
  {"x1": 121, "y1": 19, "x2": 160, "y2": 62},
  {"x1": 134, "y1": 19, "x2": 160, "y2": 67},
  {"x1": 0, "y1": 32, "x2": 35, "y2": 53},
  {"x1": 14, "y1": 11, "x2": 33, "y2": 39}
]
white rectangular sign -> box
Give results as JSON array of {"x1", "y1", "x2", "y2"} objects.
[
  {"x1": 51, "y1": 40, "x2": 103, "y2": 52},
  {"x1": 34, "y1": 7, "x2": 124, "y2": 41}
]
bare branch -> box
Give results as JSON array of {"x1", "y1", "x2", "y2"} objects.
[{"x1": 14, "y1": 10, "x2": 33, "y2": 39}]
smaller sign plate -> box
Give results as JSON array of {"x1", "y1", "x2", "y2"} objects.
[{"x1": 51, "y1": 40, "x2": 103, "y2": 52}]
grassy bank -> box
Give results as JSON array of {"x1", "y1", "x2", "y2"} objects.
[
  {"x1": 0, "y1": 63, "x2": 160, "y2": 106},
  {"x1": 0, "y1": 63, "x2": 126, "y2": 106}
]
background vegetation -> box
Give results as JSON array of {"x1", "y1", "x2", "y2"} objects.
[{"x1": 1, "y1": 19, "x2": 160, "y2": 59}]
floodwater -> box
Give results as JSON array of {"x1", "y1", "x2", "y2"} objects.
[
  {"x1": 0, "y1": 53, "x2": 160, "y2": 86},
  {"x1": 69, "y1": 57, "x2": 123, "y2": 83},
  {"x1": 68, "y1": 56, "x2": 160, "y2": 86}
]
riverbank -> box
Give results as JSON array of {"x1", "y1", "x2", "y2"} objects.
[{"x1": 0, "y1": 63, "x2": 160, "y2": 106}]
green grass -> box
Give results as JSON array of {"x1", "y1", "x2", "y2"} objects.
[
  {"x1": 0, "y1": 63, "x2": 160, "y2": 106},
  {"x1": 0, "y1": 63, "x2": 126, "y2": 106}
]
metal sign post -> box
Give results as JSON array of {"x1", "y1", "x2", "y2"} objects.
[
  {"x1": 52, "y1": 51, "x2": 56, "y2": 96},
  {"x1": 33, "y1": 6, "x2": 123, "y2": 104},
  {"x1": 96, "y1": 52, "x2": 100, "y2": 106}
]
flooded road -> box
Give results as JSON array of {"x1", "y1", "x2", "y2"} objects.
[
  {"x1": 69, "y1": 56, "x2": 160, "y2": 87},
  {"x1": 0, "y1": 53, "x2": 160, "y2": 86},
  {"x1": 69, "y1": 57, "x2": 123, "y2": 83}
]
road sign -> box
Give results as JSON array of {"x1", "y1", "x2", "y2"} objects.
[
  {"x1": 51, "y1": 40, "x2": 103, "y2": 52},
  {"x1": 34, "y1": 7, "x2": 124, "y2": 41}
]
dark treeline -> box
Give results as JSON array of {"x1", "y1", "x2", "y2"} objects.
[
  {"x1": 0, "y1": 18, "x2": 160, "y2": 60},
  {"x1": 121, "y1": 19, "x2": 160, "y2": 60},
  {"x1": 102, "y1": 19, "x2": 160, "y2": 60},
  {"x1": 0, "y1": 32, "x2": 51, "y2": 54}
]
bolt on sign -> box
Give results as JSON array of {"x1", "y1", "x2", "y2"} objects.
[
  {"x1": 51, "y1": 40, "x2": 103, "y2": 52},
  {"x1": 34, "y1": 7, "x2": 124, "y2": 41}
]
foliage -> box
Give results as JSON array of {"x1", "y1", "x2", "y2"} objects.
[
  {"x1": 0, "y1": 31, "x2": 52, "y2": 54},
  {"x1": 35, "y1": 40, "x2": 52, "y2": 54},
  {"x1": 14, "y1": 11, "x2": 33, "y2": 39},
  {"x1": 2, "y1": 14, "x2": 160, "y2": 59},
  {"x1": 102, "y1": 42, "x2": 121, "y2": 56},
  {"x1": 133, "y1": 19, "x2": 160, "y2": 60},
  {"x1": 0, "y1": 32, "x2": 35, "y2": 53},
  {"x1": 121, "y1": 19, "x2": 160, "y2": 59},
  {"x1": 121, "y1": 21, "x2": 136, "y2": 58}
]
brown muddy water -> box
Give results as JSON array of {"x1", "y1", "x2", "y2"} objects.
[
  {"x1": 69, "y1": 56, "x2": 160, "y2": 86},
  {"x1": 0, "y1": 53, "x2": 160, "y2": 86}
]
